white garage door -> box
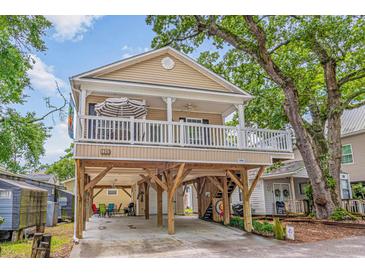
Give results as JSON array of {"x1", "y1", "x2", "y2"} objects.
[{"x1": 148, "y1": 188, "x2": 168, "y2": 214}]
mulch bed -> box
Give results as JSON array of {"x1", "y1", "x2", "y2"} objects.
[{"x1": 282, "y1": 221, "x2": 365, "y2": 243}]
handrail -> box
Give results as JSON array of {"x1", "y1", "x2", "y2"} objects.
[{"x1": 77, "y1": 115, "x2": 292, "y2": 152}]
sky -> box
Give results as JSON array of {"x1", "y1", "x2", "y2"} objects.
[{"x1": 16, "y1": 15, "x2": 217, "y2": 165}]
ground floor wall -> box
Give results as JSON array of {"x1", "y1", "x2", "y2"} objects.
[{"x1": 93, "y1": 188, "x2": 132, "y2": 212}]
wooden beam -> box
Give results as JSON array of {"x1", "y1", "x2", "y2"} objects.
[
  {"x1": 93, "y1": 188, "x2": 103, "y2": 199},
  {"x1": 85, "y1": 166, "x2": 113, "y2": 191},
  {"x1": 248, "y1": 166, "x2": 265, "y2": 197},
  {"x1": 227, "y1": 170, "x2": 244, "y2": 190},
  {"x1": 145, "y1": 169, "x2": 168, "y2": 191},
  {"x1": 170, "y1": 163, "x2": 188, "y2": 196},
  {"x1": 93, "y1": 185, "x2": 131, "y2": 189},
  {"x1": 241, "y1": 168, "x2": 252, "y2": 232},
  {"x1": 198, "y1": 177, "x2": 206, "y2": 196},
  {"x1": 222, "y1": 177, "x2": 230, "y2": 225},
  {"x1": 207, "y1": 176, "x2": 223, "y2": 192},
  {"x1": 120, "y1": 186, "x2": 132, "y2": 198},
  {"x1": 157, "y1": 184, "x2": 163, "y2": 227},
  {"x1": 144, "y1": 182, "x2": 150, "y2": 220},
  {"x1": 76, "y1": 159, "x2": 84, "y2": 239},
  {"x1": 82, "y1": 159, "x2": 261, "y2": 171}
]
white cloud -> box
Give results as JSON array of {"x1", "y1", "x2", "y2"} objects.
[
  {"x1": 42, "y1": 121, "x2": 71, "y2": 164},
  {"x1": 46, "y1": 15, "x2": 101, "y2": 42},
  {"x1": 27, "y1": 55, "x2": 65, "y2": 97},
  {"x1": 121, "y1": 45, "x2": 150, "y2": 59}
]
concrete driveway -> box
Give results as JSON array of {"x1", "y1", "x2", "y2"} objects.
[{"x1": 70, "y1": 215, "x2": 365, "y2": 258}]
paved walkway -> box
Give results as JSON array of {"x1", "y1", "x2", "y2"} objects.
[{"x1": 70, "y1": 215, "x2": 365, "y2": 258}]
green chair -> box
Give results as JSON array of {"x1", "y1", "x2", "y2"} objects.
[{"x1": 99, "y1": 203, "x2": 106, "y2": 217}]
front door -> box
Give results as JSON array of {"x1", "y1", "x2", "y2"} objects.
[
  {"x1": 273, "y1": 183, "x2": 291, "y2": 214},
  {"x1": 186, "y1": 118, "x2": 203, "y2": 145}
]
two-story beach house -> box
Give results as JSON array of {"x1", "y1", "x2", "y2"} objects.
[{"x1": 70, "y1": 46, "x2": 293, "y2": 239}]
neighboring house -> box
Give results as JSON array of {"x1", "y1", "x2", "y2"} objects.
[
  {"x1": 231, "y1": 161, "x2": 352, "y2": 215},
  {"x1": 293, "y1": 105, "x2": 365, "y2": 185},
  {"x1": 70, "y1": 46, "x2": 293, "y2": 237},
  {"x1": 231, "y1": 106, "x2": 365, "y2": 216},
  {"x1": 61, "y1": 178, "x2": 75, "y2": 193}
]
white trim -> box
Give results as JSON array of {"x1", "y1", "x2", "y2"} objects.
[
  {"x1": 73, "y1": 77, "x2": 251, "y2": 104},
  {"x1": 71, "y1": 46, "x2": 253, "y2": 98},
  {"x1": 341, "y1": 143, "x2": 354, "y2": 165},
  {"x1": 73, "y1": 155, "x2": 275, "y2": 166}
]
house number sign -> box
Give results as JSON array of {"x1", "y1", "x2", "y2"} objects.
[{"x1": 100, "y1": 148, "x2": 112, "y2": 156}]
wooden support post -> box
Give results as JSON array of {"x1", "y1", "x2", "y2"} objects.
[
  {"x1": 167, "y1": 170, "x2": 175, "y2": 235},
  {"x1": 157, "y1": 184, "x2": 163, "y2": 227},
  {"x1": 241, "y1": 168, "x2": 252, "y2": 232},
  {"x1": 222, "y1": 177, "x2": 230, "y2": 225},
  {"x1": 167, "y1": 163, "x2": 188, "y2": 235},
  {"x1": 83, "y1": 174, "x2": 88, "y2": 230},
  {"x1": 144, "y1": 182, "x2": 150, "y2": 220},
  {"x1": 76, "y1": 159, "x2": 85, "y2": 239}
]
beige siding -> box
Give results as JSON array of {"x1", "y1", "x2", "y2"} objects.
[
  {"x1": 75, "y1": 143, "x2": 292, "y2": 165},
  {"x1": 96, "y1": 53, "x2": 229, "y2": 92},
  {"x1": 93, "y1": 188, "x2": 132, "y2": 210},
  {"x1": 85, "y1": 95, "x2": 223, "y2": 125},
  {"x1": 293, "y1": 133, "x2": 365, "y2": 182},
  {"x1": 341, "y1": 133, "x2": 365, "y2": 182}
]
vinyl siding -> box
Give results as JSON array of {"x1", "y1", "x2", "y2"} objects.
[
  {"x1": 96, "y1": 53, "x2": 230, "y2": 93},
  {"x1": 75, "y1": 143, "x2": 291, "y2": 165},
  {"x1": 86, "y1": 95, "x2": 224, "y2": 125},
  {"x1": 341, "y1": 133, "x2": 365, "y2": 182}
]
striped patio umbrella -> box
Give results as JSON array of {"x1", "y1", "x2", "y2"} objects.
[{"x1": 95, "y1": 97, "x2": 147, "y2": 118}]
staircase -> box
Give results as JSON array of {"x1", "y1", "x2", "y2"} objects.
[{"x1": 201, "y1": 178, "x2": 237, "y2": 221}]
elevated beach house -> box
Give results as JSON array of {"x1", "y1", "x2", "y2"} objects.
[{"x1": 70, "y1": 46, "x2": 293, "y2": 239}]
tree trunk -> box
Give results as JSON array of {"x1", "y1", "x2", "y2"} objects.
[
  {"x1": 282, "y1": 85, "x2": 336, "y2": 218},
  {"x1": 323, "y1": 60, "x2": 342, "y2": 206}
]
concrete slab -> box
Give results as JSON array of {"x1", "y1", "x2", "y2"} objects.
[{"x1": 70, "y1": 215, "x2": 365, "y2": 258}]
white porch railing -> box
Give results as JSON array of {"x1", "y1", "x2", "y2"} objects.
[
  {"x1": 342, "y1": 199, "x2": 365, "y2": 215},
  {"x1": 77, "y1": 115, "x2": 292, "y2": 152},
  {"x1": 285, "y1": 200, "x2": 306, "y2": 214}
]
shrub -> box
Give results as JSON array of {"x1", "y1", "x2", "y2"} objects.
[
  {"x1": 330, "y1": 207, "x2": 356, "y2": 221},
  {"x1": 230, "y1": 216, "x2": 243, "y2": 229},
  {"x1": 273, "y1": 218, "x2": 285, "y2": 240},
  {"x1": 352, "y1": 183, "x2": 365, "y2": 199},
  {"x1": 0, "y1": 216, "x2": 4, "y2": 225},
  {"x1": 184, "y1": 207, "x2": 193, "y2": 216},
  {"x1": 252, "y1": 220, "x2": 273, "y2": 234}
]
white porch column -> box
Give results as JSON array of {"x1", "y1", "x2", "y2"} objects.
[
  {"x1": 236, "y1": 104, "x2": 245, "y2": 149},
  {"x1": 164, "y1": 97, "x2": 175, "y2": 144}
]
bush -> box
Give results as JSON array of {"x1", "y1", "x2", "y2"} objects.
[
  {"x1": 330, "y1": 207, "x2": 356, "y2": 221},
  {"x1": 184, "y1": 207, "x2": 193, "y2": 216},
  {"x1": 252, "y1": 220, "x2": 273, "y2": 234},
  {"x1": 230, "y1": 216, "x2": 243, "y2": 229},
  {"x1": 273, "y1": 218, "x2": 285, "y2": 240},
  {"x1": 0, "y1": 216, "x2": 4, "y2": 225}
]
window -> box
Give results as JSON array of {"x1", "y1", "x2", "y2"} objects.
[
  {"x1": 341, "y1": 144, "x2": 353, "y2": 164},
  {"x1": 299, "y1": 182, "x2": 309, "y2": 195},
  {"x1": 107, "y1": 189, "x2": 118, "y2": 196},
  {"x1": 0, "y1": 190, "x2": 11, "y2": 199}
]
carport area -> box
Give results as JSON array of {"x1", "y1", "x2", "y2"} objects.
[{"x1": 70, "y1": 215, "x2": 280, "y2": 257}]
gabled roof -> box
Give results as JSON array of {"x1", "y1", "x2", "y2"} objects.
[
  {"x1": 341, "y1": 105, "x2": 365, "y2": 137},
  {"x1": 71, "y1": 46, "x2": 252, "y2": 97}
]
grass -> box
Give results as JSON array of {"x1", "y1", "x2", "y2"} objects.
[{"x1": 0, "y1": 223, "x2": 74, "y2": 258}]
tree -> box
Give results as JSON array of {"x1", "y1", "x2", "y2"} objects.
[
  {"x1": 146, "y1": 16, "x2": 365, "y2": 218},
  {"x1": 45, "y1": 144, "x2": 75, "y2": 181},
  {"x1": 0, "y1": 16, "x2": 66, "y2": 173}
]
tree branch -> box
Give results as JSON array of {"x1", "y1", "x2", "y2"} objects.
[
  {"x1": 338, "y1": 68, "x2": 365, "y2": 87},
  {"x1": 342, "y1": 88, "x2": 365, "y2": 109},
  {"x1": 269, "y1": 40, "x2": 291, "y2": 54},
  {"x1": 28, "y1": 81, "x2": 67, "y2": 123}
]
